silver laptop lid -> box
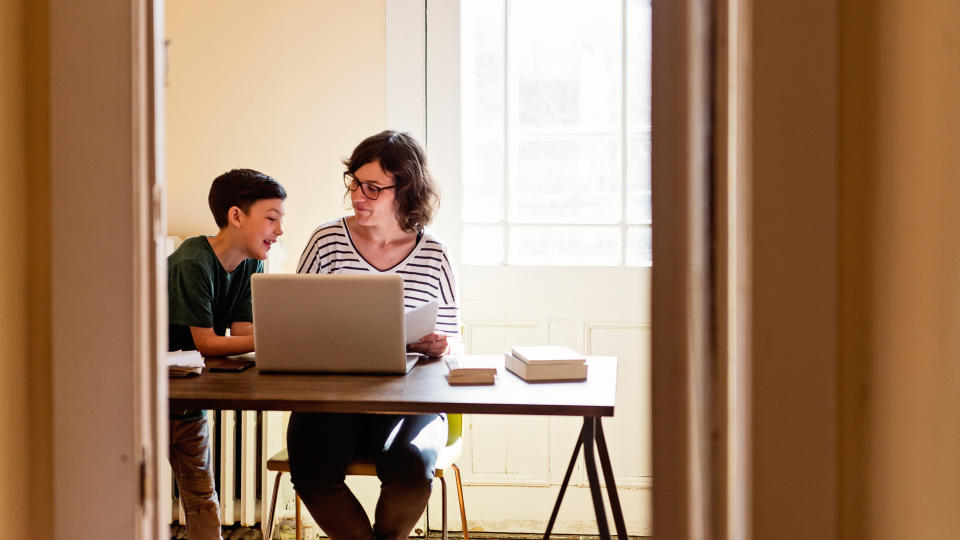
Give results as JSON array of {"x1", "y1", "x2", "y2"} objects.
[{"x1": 251, "y1": 273, "x2": 410, "y2": 374}]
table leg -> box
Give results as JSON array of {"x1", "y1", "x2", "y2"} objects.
[
  {"x1": 595, "y1": 418, "x2": 628, "y2": 539},
  {"x1": 582, "y1": 418, "x2": 612, "y2": 539},
  {"x1": 544, "y1": 423, "x2": 584, "y2": 538}
]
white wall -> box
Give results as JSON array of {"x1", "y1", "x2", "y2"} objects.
[{"x1": 165, "y1": 0, "x2": 387, "y2": 272}]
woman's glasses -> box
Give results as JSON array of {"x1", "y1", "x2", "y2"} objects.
[{"x1": 344, "y1": 173, "x2": 396, "y2": 200}]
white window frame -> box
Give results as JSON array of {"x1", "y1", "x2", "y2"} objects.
[
  {"x1": 387, "y1": 0, "x2": 651, "y2": 269},
  {"x1": 458, "y1": 0, "x2": 651, "y2": 267},
  {"x1": 386, "y1": 0, "x2": 463, "y2": 266}
]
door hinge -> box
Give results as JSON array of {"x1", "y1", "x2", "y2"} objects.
[{"x1": 139, "y1": 459, "x2": 147, "y2": 507}]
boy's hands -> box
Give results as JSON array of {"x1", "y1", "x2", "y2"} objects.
[{"x1": 407, "y1": 333, "x2": 448, "y2": 358}]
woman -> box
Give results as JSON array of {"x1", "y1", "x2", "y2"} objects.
[{"x1": 287, "y1": 131, "x2": 460, "y2": 540}]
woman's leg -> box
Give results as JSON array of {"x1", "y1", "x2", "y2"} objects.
[
  {"x1": 372, "y1": 414, "x2": 448, "y2": 540},
  {"x1": 287, "y1": 412, "x2": 376, "y2": 540}
]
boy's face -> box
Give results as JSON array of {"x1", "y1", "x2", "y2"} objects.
[{"x1": 234, "y1": 198, "x2": 285, "y2": 260}]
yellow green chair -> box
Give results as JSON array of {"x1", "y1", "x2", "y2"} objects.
[{"x1": 263, "y1": 414, "x2": 469, "y2": 540}]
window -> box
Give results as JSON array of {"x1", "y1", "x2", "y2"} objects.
[{"x1": 460, "y1": 0, "x2": 651, "y2": 266}]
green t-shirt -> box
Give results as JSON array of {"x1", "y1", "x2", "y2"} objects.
[{"x1": 167, "y1": 236, "x2": 262, "y2": 352}]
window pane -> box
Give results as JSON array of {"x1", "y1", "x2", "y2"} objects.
[
  {"x1": 627, "y1": 0, "x2": 652, "y2": 132},
  {"x1": 460, "y1": 0, "x2": 655, "y2": 267},
  {"x1": 462, "y1": 0, "x2": 505, "y2": 223},
  {"x1": 509, "y1": 226, "x2": 621, "y2": 266},
  {"x1": 462, "y1": 224, "x2": 504, "y2": 265},
  {"x1": 507, "y1": 0, "x2": 623, "y2": 225},
  {"x1": 511, "y1": 137, "x2": 620, "y2": 224},
  {"x1": 511, "y1": 0, "x2": 621, "y2": 131},
  {"x1": 463, "y1": 141, "x2": 505, "y2": 222},
  {"x1": 626, "y1": 131, "x2": 651, "y2": 224},
  {"x1": 626, "y1": 0, "x2": 652, "y2": 226},
  {"x1": 625, "y1": 225, "x2": 652, "y2": 266}
]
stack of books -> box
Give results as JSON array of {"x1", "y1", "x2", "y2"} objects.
[
  {"x1": 504, "y1": 346, "x2": 588, "y2": 382},
  {"x1": 444, "y1": 356, "x2": 498, "y2": 385}
]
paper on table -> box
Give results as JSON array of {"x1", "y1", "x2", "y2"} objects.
[
  {"x1": 166, "y1": 349, "x2": 204, "y2": 368},
  {"x1": 225, "y1": 352, "x2": 256, "y2": 362},
  {"x1": 404, "y1": 300, "x2": 439, "y2": 345},
  {"x1": 167, "y1": 350, "x2": 204, "y2": 377}
]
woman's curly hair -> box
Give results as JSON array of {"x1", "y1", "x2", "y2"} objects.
[{"x1": 343, "y1": 131, "x2": 439, "y2": 233}]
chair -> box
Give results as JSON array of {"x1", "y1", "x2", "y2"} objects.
[{"x1": 263, "y1": 414, "x2": 469, "y2": 540}]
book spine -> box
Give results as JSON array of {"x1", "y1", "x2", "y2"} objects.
[{"x1": 504, "y1": 352, "x2": 529, "y2": 379}]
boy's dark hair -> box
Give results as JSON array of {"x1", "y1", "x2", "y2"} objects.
[
  {"x1": 208, "y1": 169, "x2": 287, "y2": 229},
  {"x1": 344, "y1": 130, "x2": 439, "y2": 233}
]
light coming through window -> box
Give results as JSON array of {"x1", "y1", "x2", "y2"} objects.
[{"x1": 460, "y1": 0, "x2": 651, "y2": 266}]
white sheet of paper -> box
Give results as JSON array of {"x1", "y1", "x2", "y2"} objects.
[
  {"x1": 166, "y1": 349, "x2": 204, "y2": 368},
  {"x1": 404, "y1": 300, "x2": 439, "y2": 344}
]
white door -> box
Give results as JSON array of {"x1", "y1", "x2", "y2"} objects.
[
  {"x1": 389, "y1": 0, "x2": 652, "y2": 534},
  {"x1": 452, "y1": 267, "x2": 651, "y2": 535}
]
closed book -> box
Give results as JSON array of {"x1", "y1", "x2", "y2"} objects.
[
  {"x1": 510, "y1": 345, "x2": 586, "y2": 365},
  {"x1": 504, "y1": 353, "x2": 588, "y2": 382},
  {"x1": 445, "y1": 356, "x2": 497, "y2": 385}
]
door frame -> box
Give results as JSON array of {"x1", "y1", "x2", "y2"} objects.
[
  {"x1": 650, "y1": 0, "x2": 715, "y2": 537},
  {"x1": 49, "y1": 0, "x2": 166, "y2": 538}
]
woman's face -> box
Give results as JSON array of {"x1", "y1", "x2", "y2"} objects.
[{"x1": 349, "y1": 159, "x2": 399, "y2": 229}]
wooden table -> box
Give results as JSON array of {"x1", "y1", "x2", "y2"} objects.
[{"x1": 170, "y1": 355, "x2": 627, "y2": 539}]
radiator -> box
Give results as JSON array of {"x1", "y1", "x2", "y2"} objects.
[{"x1": 167, "y1": 410, "x2": 288, "y2": 532}]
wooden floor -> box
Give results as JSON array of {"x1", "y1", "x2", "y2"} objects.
[{"x1": 171, "y1": 523, "x2": 648, "y2": 540}]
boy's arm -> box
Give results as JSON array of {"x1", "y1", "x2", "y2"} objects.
[
  {"x1": 222, "y1": 261, "x2": 259, "y2": 345},
  {"x1": 230, "y1": 321, "x2": 253, "y2": 336},
  {"x1": 189, "y1": 326, "x2": 254, "y2": 357}
]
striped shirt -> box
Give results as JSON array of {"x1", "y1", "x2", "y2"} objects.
[{"x1": 296, "y1": 217, "x2": 461, "y2": 342}]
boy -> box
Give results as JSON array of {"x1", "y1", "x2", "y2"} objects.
[{"x1": 168, "y1": 168, "x2": 286, "y2": 539}]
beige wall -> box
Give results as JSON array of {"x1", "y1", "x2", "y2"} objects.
[
  {"x1": 165, "y1": 0, "x2": 387, "y2": 272},
  {"x1": 0, "y1": 0, "x2": 52, "y2": 536},
  {"x1": 746, "y1": 0, "x2": 960, "y2": 538},
  {"x1": 749, "y1": 1, "x2": 838, "y2": 538},
  {"x1": 0, "y1": 0, "x2": 31, "y2": 530},
  {"x1": 839, "y1": 0, "x2": 960, "y2": 538}
]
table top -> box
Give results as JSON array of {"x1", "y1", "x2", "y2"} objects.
[{"x1": 169, "y1": 355, "x2": 617, "y2": 417}]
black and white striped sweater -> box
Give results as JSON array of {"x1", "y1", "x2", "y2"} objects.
[{"x1": 296, "y1": 217, "x2": 461, "y2": 342}]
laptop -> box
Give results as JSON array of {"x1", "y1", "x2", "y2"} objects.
[{"x1": 251, "y1": 273, "x2": 420, "y2": 374}]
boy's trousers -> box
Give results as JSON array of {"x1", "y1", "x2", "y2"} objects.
[{"x1": 170, "y1": 415, "x2": 221, "y2": 540}]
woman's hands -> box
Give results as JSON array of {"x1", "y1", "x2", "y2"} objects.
[{"x1": 407, "y1": 333, "x2": 448, "y2": 358}]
